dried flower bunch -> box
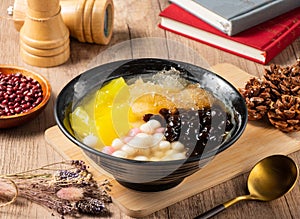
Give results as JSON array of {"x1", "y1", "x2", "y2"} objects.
[
  {"x1": 0, "y1": 160, "x2": 112, "y2": 218},
  {"x1": 239, "y1": 59, "x2": 300, "y2": 132}
]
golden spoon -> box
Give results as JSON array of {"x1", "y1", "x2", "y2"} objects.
[{"x1": 195, "y1": 154, "x2": 299, "y2": 219}]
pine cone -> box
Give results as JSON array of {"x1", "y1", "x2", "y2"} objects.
[
  {"x1": 282, "y1": 62, "x2": 300, "y2": 96},
  {"x1": 267, "y1": 95, "x2": 300, "y2": 132},
  {"x1": 239, "y1": 77, "x2": 271, "y2": 120},
  {"x1": 264, "y1": 61, "x2": 300, "y2": 99}
]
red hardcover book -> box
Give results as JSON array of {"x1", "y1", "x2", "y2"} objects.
[{"x1": 159, "y1": 4, "x2": 300, "y2": 64}]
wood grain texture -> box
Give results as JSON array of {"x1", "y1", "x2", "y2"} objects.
[
  {"x1": 44, "y1": 64, "x2": 300, "y2": 218},
  {"x1": 1, "y1": 0, "x2": 300, "y2": 218}
]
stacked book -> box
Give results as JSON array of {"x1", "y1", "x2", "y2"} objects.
[{"x1": 159, "y1": 0, "x2": 300, "y2": 64}]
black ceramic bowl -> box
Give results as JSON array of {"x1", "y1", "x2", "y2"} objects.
[{"x1": 55, "y1": 58, "x2": 247, "y2": 192}]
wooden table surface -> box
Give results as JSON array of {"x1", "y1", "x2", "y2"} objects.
[{"x1": 1, "y1": 0, "x2": 300, "y2": 218}]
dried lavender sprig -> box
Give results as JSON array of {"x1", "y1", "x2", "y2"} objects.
[
  {"x1": 0, "y1": 178, "x2": 18, "y2": 208},
  {"x1": 15, "y1": 180, "x2": 111, "y2": 216},
  {"x1": 76, "y1": 197, "x2": 110, "y2": 215},
  {"x1": 4, "y1": 161, "x2": 75, "y2": 177},
  {"x1": 0, "y1": 160, "x2": 112, "y2": 217}
]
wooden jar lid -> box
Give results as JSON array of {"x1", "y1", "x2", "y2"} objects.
[{"x1": 91, "y1": 0, "x2": 114, "y2": 45}]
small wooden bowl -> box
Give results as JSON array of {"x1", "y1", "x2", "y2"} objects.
[{"x1": 0, "y1": 65, "x2": 51, "y2": 128}]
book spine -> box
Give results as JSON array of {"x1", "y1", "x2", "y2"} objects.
[
  {"x1": 170, "y1": 0, "x2": 231, "y2": 35},
  {"x1": 171, "y1": 0, "x2": 300, "y2": 36},
  {"x1": 263, "y1": 21, "x2": 300, "y2": 64},
  {"x1": 230, "y1": 0, "x2": 300, "y2": 36},
  {"x1": 158, "y1": 23, "x2": 265, "y2": 64}
]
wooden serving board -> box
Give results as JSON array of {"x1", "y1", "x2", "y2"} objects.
[{"x1": 44, "y1": 63, "x2": 300, "y2": 218}]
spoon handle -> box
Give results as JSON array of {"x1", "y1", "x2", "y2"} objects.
[
  {"x1": 194, "y1": 195, "x2": 248, "y2": 219},
  {"x1": 194, "y1": 204, "x2": 225, "y2": 219}
]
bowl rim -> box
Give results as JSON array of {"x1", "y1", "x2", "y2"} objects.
[
  {"x1": 0, "y1": 65, "x2": 51, "y2": 120},
  {"x1": 55, "y1": 58, "x2": 248, "y2": 165}
]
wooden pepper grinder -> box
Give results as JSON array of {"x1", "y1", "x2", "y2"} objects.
[
  {"x1": 12, "y1": 0, "x2": 114, "y2": 45},
  {"x1": 61, "y1": 0, "x2": 114, "y2": 45},
  {"x1": 19, "y1": 0, "x2": 70, "y2": 67}
]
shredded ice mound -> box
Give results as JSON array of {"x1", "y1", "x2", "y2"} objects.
[{"x1": 129, "y1": 68, "x2": 214, "y2": 111}]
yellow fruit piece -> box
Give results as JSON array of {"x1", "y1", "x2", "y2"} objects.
[
  {"x1": 69, "y1": 106, "x2": 97, "y2": 139},
  {"x1": 129, "y1": 93, "x2": 176, "y2": 122},
  {"x1": 94, "y1": 77, "x2": 132, "y2": 145}
]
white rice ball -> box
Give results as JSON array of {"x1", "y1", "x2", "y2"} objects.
[
  {"x1": 159, "y1": 141, "x2": 171, "y2": 151},
  {"x1": 129, "y1": 133, "x2": 154, "y2": 148},
  {"x1": 121, "y1": 144, "x2": 136, "y2": 156},
  {"x1": 133, "y1": 155, "x2": 149, "y2": 161},
  {"x1": 171, "y1": 152, "x2": 186, "y2": 160},
  {"x1": 171, "y1": 141, "x2": 185, "y2": 152},
  {"x1": 83, "y1": 134, "x2": 98, "y2": 147},
  {"x1": 140, "y1": 120, "x2": 161, "y2": 134},
  {"x1": 147, "y1": 119, "x2": 161, "y2": 130},
  {"x1": 112, "y1": 150, "x2": 128, "y2": 158},
  {"x1": 111, "y1": 138, "x2": 124, "y2": 150}
]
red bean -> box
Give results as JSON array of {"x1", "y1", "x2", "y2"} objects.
[
  {"x1": 23, "y1": 90, "x2": 29, "y2": 96},
  {"x1": 15, "y1": 107, "x2": 22, "y2": 113},
  {"x1": 2, "y1": 99, "x2": 8, "y2": 105},
  {"x1": 9, "y1": 93, "x2": 16, "y2": 99},
  {"x1": 24, "y1": 96, "x2": 31, "y2": 102},
  {"x1": 36, "y1": 97, "x2": 43, "y2": 103},
  {"x1": 0, "y1": 72, "x2": 43, "y2": 117}
]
